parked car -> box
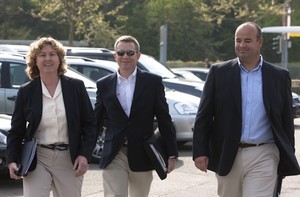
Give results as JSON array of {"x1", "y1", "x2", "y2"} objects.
[
  {"x1": 171, "y1": 69, "x2": 203, "y2": 82},
  {"x1": 0, "y1": 53, "x2": 96, "y2": 115},
  {"x1": 0, "y1": 114, "x2": 11, "y2": 171},
  {"x1": 172, "y1": 67, "x2": 209, "y2": 81},
  {"x1": 66, "y1": 56, "x2": 200, "y2": 144},
  {"x1": 65, "y1": 47, "x2": 204, "y2": 97},
  {"x1": 292, "y1": 92, "x2": 300, "y2": 118},
  {"x1": 66, "y1": 47, "x2": 115, "y2": 61},
  {"x1": 0, "y1": 44, "x2": 30, "y2": 55}
]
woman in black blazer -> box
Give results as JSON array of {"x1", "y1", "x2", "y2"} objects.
[{"x1": 6, "y1": 37, "x2": 97, "y2": 197}]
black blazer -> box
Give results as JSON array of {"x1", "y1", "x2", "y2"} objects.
[
  {"x1": 94, "y1": 68, "x2": 178, "y2": 171},
  {"x1": 6, "y1": 76, "x2": 97, "y2": 171},
  {"x1": 193, "y1": 58, "x2": 300, "y2": 176}
]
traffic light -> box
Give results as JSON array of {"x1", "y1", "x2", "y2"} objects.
[{"x1": 272, "y1": 36, "x2": 282, "y2": 54}]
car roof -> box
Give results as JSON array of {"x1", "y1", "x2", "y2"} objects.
[
  {"x1": 172, "y1": 67, "x2": 209, "y2": 72},
  {"x1": 65, "y1": 47, "x2": 115, "y2": 61},
  {"x1": 0, "y1": 44, "x2": 29, "y2": 55},
  {"x1": 66, "y1": 56, "x2": 119, "y2": 72},
  {"x1": 0, "y1": 52, "x2": 26, "y2": 62},
  {"x1": 65, "y1": 46, "x2": 112, "y2": 52}
]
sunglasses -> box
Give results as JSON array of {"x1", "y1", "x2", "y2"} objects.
[{"x1": 116, "y1": 50, "x2": 136, "y2": 56}]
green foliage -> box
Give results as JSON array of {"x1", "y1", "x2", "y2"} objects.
[
  {"x1": 120, "y1": 0, "x2": 214, "y2": 61},
  {"x1": 0, "y1": 0, "x2": 300, "y2": 64},
  {"x1": 34, "y1": 0, "x2": 116, "y2": 46}
]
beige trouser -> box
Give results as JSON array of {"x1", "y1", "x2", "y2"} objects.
[
  {"x1": 23, "y1": 146, "x2": 83, "y2": 197},
  {"x1": 103, "y1": 147, "x2": 153, "y2": 197},
  {"x1": 216, "y1": 143, "x2": 279, "y2": 197}
]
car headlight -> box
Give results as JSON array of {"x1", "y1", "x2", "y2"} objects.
[
  {"x1": 174, "y1": 102, "x2": 198, "y2": 115},
  {"x1": 0, "y1": 132, "x2": 7, "y2": 145}
]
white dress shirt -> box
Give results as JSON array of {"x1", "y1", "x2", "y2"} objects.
[
  {"x1": 116, "y1": 68, "x2": 137, "y2": 117},
  {"x1": 34, "y1": 79, "x2": 68, "y2": 145}
]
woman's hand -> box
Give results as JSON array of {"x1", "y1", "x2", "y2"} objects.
[
  {"x1": 73, "y1": 155, "x2": 89, "y2": 177},
  {"x1": 8, "y1": 162, "x2": 22, "y2": 180}
]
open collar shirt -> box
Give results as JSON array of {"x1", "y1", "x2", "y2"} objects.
[
  {"x1": 34, "y1": 78, "x2": 68, "y2": 145},
  {"x1": 116, "y1": 67, "x2": 137, "y2": 117},
  {"x1": 238, "y1": 56, "x2": 274, "y2": 144}
]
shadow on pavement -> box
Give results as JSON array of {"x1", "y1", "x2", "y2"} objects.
[
  {"x1": 178, "y1": 142, "x2": 192, "y2": 157},
  {"x1": 0, "y1": 170, "x2": 23, "y2": 196}
]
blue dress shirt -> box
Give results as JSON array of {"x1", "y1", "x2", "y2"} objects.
[{"x1": 238, "y1": 57, "x2": 274, "y2": 144}]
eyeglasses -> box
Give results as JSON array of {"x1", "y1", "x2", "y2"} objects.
[{"x1": 116, "y1": 50, "x2": 136, "y2": 56}]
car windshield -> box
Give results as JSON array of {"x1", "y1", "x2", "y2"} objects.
[{"x1": 138, "y1": 55, "x2": 177, "y2": 79}]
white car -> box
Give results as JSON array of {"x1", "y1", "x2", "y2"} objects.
[
  {"x1": 0, "y1": 114, "x2": 10, "y2": 171},
  {"x1": 172, "y1": 67, "x2": 209, "y2": 81},
  {"x1": 171, "y1": 69, "x2": 203, "y2": 82}
]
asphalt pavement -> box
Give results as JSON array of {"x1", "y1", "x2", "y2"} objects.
[
  {"x1": 80, "y1": 119, "x2": 300, "y2": 197},
  {"x1": 1, "y1": 119, "x2": 300, "y2": 197}
]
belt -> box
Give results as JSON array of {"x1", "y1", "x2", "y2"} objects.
[
  {"x1": 38, "y1": 143, "x2": 69, "y2": 151},
  {"x1": 239, "y1": 142, "x2": 266, "y2": 148}
]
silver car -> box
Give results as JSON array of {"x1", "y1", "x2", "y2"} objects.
[{"x1": 172, "y1": 67, "x2": 209, "y2": 81}]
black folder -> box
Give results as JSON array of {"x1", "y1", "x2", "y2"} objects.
[
  {"x1": 17, "y1": 139, "x2": 37, "y2": 176},
  {"x1": 144, "y1": 131, "x2": 168, "y2": 180}
]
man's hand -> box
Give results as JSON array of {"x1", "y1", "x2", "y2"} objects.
[
  {"x1": 194, "y1": 156, "x2": 209, "y2": 172},
  {"x1": 73, "y1": 155, "x2": 89, "y2": 177}
]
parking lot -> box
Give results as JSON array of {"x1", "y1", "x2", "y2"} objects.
[{"x1": 1, "y1": 119, "x2": 300, "y2": 197}]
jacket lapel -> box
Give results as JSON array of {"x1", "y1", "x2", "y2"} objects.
[
  {"x1": 60, "y1": 76, "x2": 74, "y2": 128},
  {"x1": 131, "y1": 69, "x2": 144, "y2": 109},
  {"x1": 231, "y1": 59, "x2": 242, "y2": 117},
  {"x1": 109, "y1": 73, "x2": 129, "y2": 119},
  {"x1": 261, "y1": 62, "x2": 271, "y2": 116},
  {"x1": 28, "y1": 78, "x2": 43, "y2": 138}
]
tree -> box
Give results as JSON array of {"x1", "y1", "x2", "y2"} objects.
[
  {"x1": 110, "y1": 0, "x2": 214, "y2": 61},
  {"x1": 189, "y1": 0, "x2": 286, "y2": 61},
  {"x1": 0, "y1": 0, "x2": 32, "y2": 39},
  {"x1": 34, "y1": 0, "x2": 116, "y2": 46}
]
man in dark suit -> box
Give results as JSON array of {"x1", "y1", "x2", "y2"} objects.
[
  {"x1": 193, "y1": 22, "x2": 300, "y2": 196},
  {"x1": 94, "y1": 35, "x2": 178, "y2": 197}
]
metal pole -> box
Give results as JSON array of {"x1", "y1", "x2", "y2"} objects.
[
  {"x1": 281, "y1": 1, "x2": 291, "y2": 69},
  {"x1": 160, "y1": 25, "x2": 167, "y2": 65},
  {"x1": 281, "y1": 33, "x2": 288, "y2": 69}
]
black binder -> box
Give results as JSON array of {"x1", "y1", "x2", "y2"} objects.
[
  {"x1": 144, "y1": 131, "x2": 168, "y2": 180},
  {"x1": 17, "y1": 139, "x2": 37, "y2": 176}
]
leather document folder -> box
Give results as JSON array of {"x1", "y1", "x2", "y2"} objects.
[
  {"x1": 18, "y1": 139, "x2": 37, "y2": 176},
  {"x1": 144, "y1": 131, "x2": 168, "y2": 180}
]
